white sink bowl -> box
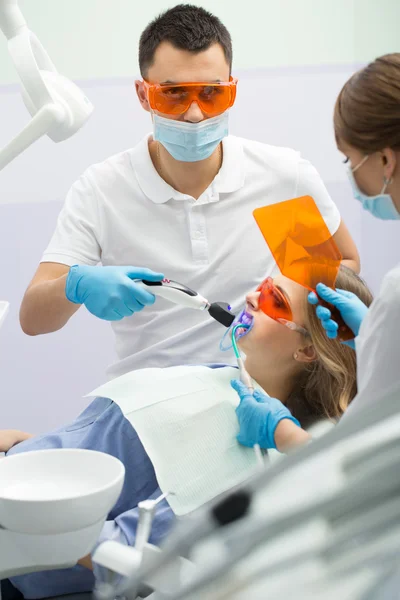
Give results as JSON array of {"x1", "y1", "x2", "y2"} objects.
[{"x1": 0, "y1": 448, "x2": 125, "y2": 534}]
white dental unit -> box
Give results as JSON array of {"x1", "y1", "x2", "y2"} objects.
[
  {"x1": 1, "y1": 2, "x2": 400, "y2": 598},
  {"x1": 0, "y1": 0, "x2": 93, "y2": 171}
]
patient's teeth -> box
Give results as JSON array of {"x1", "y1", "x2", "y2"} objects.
[{"x1": 240, "y1": 311, "x2": 252, "y2": 326}]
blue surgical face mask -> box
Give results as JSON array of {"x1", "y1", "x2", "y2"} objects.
[
  {"x1": 347, "y1": 155, "x2": 400, "y2": 220},
  {"x1": 153, "y1": 112, "x2": 229, "y2": 162}
]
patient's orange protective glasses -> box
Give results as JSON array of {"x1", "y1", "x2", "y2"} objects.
[
  {"x1": 142, "y1": 77, "x2": 238, "y2": 117},
  {"x1": 257, "y1": 277, "x2": 309, "y2": 336}
]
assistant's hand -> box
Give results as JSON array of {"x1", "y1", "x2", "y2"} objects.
[
  {"x1": 231, "y1": 380, "x2": 300, "y2": 450},
  {"x1": 65, "y1": 265, "x2": 164, "y2": 321},
  {"x1": 308, "y1": 283, "x2": 368, "y2": 341}
]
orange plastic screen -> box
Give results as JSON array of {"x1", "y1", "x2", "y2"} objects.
[
  {"x1": 253, "y1": 195, "x2": 341, "y2": 290},
  {"x1": 253, "y1": 196, "x2": 353, "y2": 341}
]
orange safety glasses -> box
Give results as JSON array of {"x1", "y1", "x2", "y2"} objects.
[
  {"x1": 257, "y1": 277, "x2": 309, "y2": 336},
  {"x1": 142, "y1": 77, "x2": 238, "y2": 117},
  {"x1": 253, "y1": 196, "x2": 354, "y2": 342}
]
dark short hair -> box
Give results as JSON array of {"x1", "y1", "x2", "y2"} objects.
[{"x1": 139, "y1": 4, "x2": 232, "y2": 77}]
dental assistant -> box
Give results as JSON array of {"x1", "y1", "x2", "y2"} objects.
[
  {"x1": 18, "y1": 4, "x2": 359, "y2": 379},
  {"x1": 232, "y1": 53, "x2": 400, "y2": 450},
  {"x1": 311, "y1": 53, "x2": 400, "y2": 419}
]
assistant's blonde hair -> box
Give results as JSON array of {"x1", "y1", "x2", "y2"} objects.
[{"x1": 286, "y1": 266, "x2": 373, "y2": 429}]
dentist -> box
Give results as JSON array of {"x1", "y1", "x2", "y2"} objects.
[{"x1": 19, "y1": 4, "x2": 359, "y2": 379}]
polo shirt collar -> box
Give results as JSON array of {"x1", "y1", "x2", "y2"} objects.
[
  {"x1": 130, "y1": 134, "x2": 178, "y2": 204},
  {"x1": 130, "y1": 133, "x2": 245, "y2": 204}
]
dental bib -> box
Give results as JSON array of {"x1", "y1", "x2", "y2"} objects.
[{"x1": 88, "y1": 365, "x2": 263, "y2": 515}]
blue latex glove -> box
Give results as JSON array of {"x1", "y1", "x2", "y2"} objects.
[
  {"x1": 65, "y1": 265, "x2": 164, "y2": 321},
  {"x1": 231, "y1": 379, "x2": 300, "y2": 450},
  {"x1": 308, "y1": 283, "x2": 368, "y2": 344}
]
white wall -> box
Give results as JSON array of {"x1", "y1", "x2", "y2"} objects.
[
  {"x1": 1, "y1": 1, "x2": 399, "y2": 433},
  {"x1": 0, "y1": 0, "x2": 399, "y2": 83}
]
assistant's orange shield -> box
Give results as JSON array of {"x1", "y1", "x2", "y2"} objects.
[{"x1": 253, "y1": 196, "x2": 353, "y2": 341}]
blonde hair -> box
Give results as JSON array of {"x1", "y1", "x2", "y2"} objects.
[
  {"x1": 286, "y1": 266, "x2": 373, "y2": 429},
  {"x1": 334, "y1": 53, "x2": 400, "y2": 152}
]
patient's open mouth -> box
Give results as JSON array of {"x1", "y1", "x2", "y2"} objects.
[
  {"x1": 234, "y1": 310, "x2": 254, "y2": 339},
  {"x1": 235, "y1": 327, "x2": 246, "y2": 336},
  {"x1": 219, "y1": 309, "x2": 254, "y2": 351},
  {"x1": 239, "y1": 310, "x2": 253, "y2": 326}
]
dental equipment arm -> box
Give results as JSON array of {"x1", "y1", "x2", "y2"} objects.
[
  {"x1": 92, "y1": 490, "x2": 175, "y2": 598},
  {"x1": 0, "y1": 0, "x2": 93, "y2": 171},
  {"x1": 135, "y1": 493, "x2": 171, "y2": 554},
  {"x1": 106, "y1": 492, "x2": 172, "y2": 600}
]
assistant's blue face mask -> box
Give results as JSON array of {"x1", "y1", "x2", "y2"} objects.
[
  {"x1": 347, "y1": 155, "x2": 400, "y2": 221},
  {"x1": 153, "y1": 112, "x2": 229, "y2": 162}
]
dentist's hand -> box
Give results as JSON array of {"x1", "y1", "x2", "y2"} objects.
[
  {"x1": 231, "y1": 380, "x2": 301, "y2": 451},
  {"x1": 308, "y1": 283, "x2": 368, "y2": 341},
  {"x1": 65, "y1": 265, "x2": 164, "y2": 321}
]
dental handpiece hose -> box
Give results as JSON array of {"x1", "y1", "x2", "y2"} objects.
[
  {"x1": 231, "y1": 324, "x2": 254, "y2": 392},
  {"x1": 231, "y1": 324, "x2": 264, "y2": 468},
  {"x1": 237, "y1": 356, "x2": 254, "y2": 392}
]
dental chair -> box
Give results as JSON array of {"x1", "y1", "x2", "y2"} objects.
[{"x1": 89, "y1": 385, "x2": 400, "y2": 600}]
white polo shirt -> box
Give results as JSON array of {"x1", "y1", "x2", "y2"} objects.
[{"x1": 42, "y1": 134, "x2": 341, "y2": 378}]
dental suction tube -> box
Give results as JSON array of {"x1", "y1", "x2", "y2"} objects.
[{"x1": 0, "y1": 0, "x2": 93, "y2": 171}]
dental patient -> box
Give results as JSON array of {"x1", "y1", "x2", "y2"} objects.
[
  {"x1": 231, "y1": 265, "x2": 373, "y2": 451},
  {"x1": 0, "y1": 265, "x2": 372, "y2": 599}
]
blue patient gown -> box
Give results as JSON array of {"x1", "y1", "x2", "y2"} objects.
[{"x1": 6, "y1": 397, "x2": 175, "y2": 599}]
